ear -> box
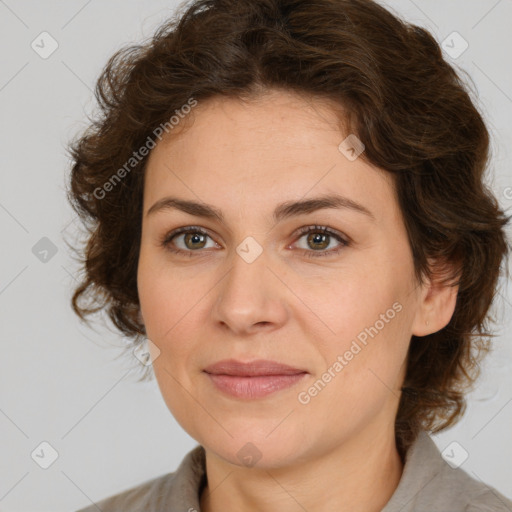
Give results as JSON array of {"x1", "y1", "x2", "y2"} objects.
[{"x1": 411, "y1": 258, "x2": 459, "y2": 337}]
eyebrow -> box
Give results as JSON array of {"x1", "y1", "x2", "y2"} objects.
[{"x1": 146, "y1": 194, "x2": 375, "y2": 222}]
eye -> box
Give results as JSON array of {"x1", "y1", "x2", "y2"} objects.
[
  {"x1": 292, "y1": 225, "x2": 349, "y2": 258},
  {"x1": 160, "y1": 226, "x2": 218, "y2": 256},
  {"x1": 160, "y1": 224, "x2": 350, "y2": 258}
]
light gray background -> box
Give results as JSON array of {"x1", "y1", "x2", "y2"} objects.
[{"x1": 0, "y1": 1, "x2": 511, "y2": 510}]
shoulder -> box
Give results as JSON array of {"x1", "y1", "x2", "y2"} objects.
[
  {"x1": 436, "y1": 462, "x2": 512, "y2": 511},
  {"x1": 383, "y1": 431, "x2": 512, "y2": 512},
  {"x1": 74, "y1": 444, "x2": 206, "y2": 512},
  {"x1": 424, "y1": 437, "x2": 512, "y2": 511},
  {"x1": 464, "y1": 488, "x2": 512, "y2": 512}
]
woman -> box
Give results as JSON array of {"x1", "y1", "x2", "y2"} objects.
[{"x1": 68, "y1": 0, "x2": 511, "y2": 510}]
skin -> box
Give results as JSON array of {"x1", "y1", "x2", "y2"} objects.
[{"x1": 137, "y1": 89, "x2": 458, "y2": 512}]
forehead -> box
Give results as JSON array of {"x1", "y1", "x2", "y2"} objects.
[{"x1": 143, "y1": 90, "x2": 395, "y2": 221}]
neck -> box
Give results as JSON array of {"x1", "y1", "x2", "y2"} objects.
[{"x1": 199, "y1": 424, "x2": 403, "y2": 512}]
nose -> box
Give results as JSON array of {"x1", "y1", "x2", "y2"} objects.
[{"x1": 211, "y1": 245, "x2": 289, "y2": 336}]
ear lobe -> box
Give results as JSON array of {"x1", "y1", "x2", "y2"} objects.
[{"x1": 411, "y1": 259, "x2": 460, "y2": 337}]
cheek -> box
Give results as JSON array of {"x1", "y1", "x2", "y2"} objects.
[
  {"x1": 137, "y1": 270, "x2": 170, "y2": 338},
  {"x1": 137, "y1": 250, "x2": 213, "y2": 370},
  {"x1": 302, "y1": 263, "x2": 407, "y2": 350},
  {"x1": 138, "y1": 277, "x2": 196, "y2": 361},
  {"x1": 137, "y1": 246, "x2": 195, "y2": 336},
  {"x1": 297, "y1": 302, "x2": 411, "y2": 436},
  {"x1": 137, "y1": 256, "x2": 202, "y2": 427},
  {"x1": 334, "y1": 244, "x2": 416, "y2": 352},
  {"x1": 306, "y1": 266, "x2": 414, "y2": 401}
]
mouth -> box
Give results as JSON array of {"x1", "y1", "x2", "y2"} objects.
[
  {"x1": 203, "y1": 359, "x2": 309, "y2": 399},
  {"x1": 203, "y1": 358, "x2": 308, "y2": 376}
]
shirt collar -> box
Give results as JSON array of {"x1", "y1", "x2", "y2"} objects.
[{"x1": 381, "y1": 430, "x2": 445, "y2": 512}]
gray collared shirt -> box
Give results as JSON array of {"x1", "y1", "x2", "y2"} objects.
[{"x1": 76, "y1": 431, "x2": 512, "y2": 511}]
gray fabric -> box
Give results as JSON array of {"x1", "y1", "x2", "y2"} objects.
[{"x1": 76, "y1": 431, "x2": 512, "y2": 511}]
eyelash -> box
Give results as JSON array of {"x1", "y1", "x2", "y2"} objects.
[{"x1": 160, "y1": 225, "x2": 350, "y2": 259}]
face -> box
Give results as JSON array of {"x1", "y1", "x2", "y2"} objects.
[{"x1": 137, "y1": 89, "x2": 425, "y2": 468}]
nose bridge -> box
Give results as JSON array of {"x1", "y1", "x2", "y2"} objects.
[{"x1": 212, "y1": 240, "x2": 287, "y2": 333}]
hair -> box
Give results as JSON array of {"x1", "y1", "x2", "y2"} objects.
[{"x1": 67, "y1": 0, "x2": 510, "y2": 456}]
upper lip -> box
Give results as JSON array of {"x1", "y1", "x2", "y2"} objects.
[{"x1": 203, "y1": 359, "x2": 308, "y2": 377}]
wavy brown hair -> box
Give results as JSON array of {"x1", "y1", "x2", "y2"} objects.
[{"x1": 67, "y1": 0, "x2": 510, "y2": 455}]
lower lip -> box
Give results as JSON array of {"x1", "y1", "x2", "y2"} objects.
[{"x1": 205, "y1": 372, "x2": 308, "y2": 399}]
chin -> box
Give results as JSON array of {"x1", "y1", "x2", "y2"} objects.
[{"x1": 196, "y1": 427, "x2": 313, "y2": 470}]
